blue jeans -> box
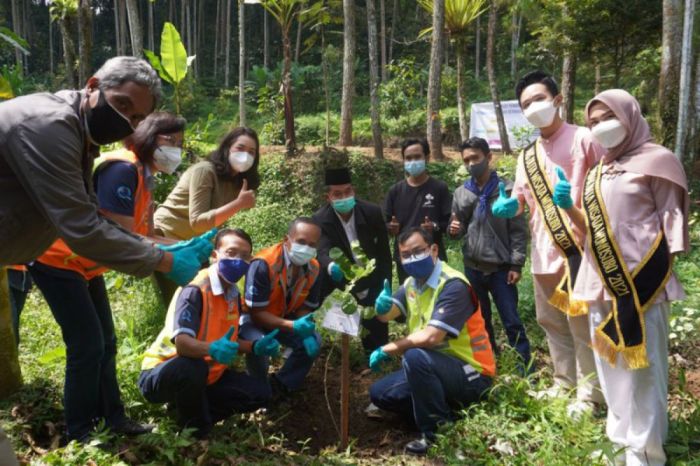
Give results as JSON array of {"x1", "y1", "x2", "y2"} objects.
[
  {"x1": 138, "y1": 357, "x2": 271, "y2": 437},
  {"x1": 238, "y1": 314, "x2": 321, "y2": 391},
  {"x1": 8, "y1": 268, "x2": 32, "y2": 345},
  {"x1": 369, "y1": 348, "x2": 491, "y2": 437},
  {"x1": 28, "y1": 262, "x2": 125, "y2": 441},
  {"x1": 464, "y1": 267, "x2": 531, "y2": 366}
]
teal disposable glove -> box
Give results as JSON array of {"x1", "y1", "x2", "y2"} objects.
[
  {"x1": 292, "y1": 313, "x2": 316, "y2": 338},
  {"x1": 329, "y1": 262, "x2": 344, "y2": 283},
  {"x1": 553, "y1": 167, "x2": 574, "y2": 209},
  {"x1": 253, "y1": 329, "x2": 281, "y2": 357},
  {"x1": 164, "y1": 247, "x2": 202, "y2": 286},
  {"x1": 158, "y1": 228, "x2": 218, "y2": 263},
  {"x1": 491, "y1": 182, "x2": 519, "y2": 218},
  {"x1": 303, "y1": 335, "x2": 320, "y2": 358},
  {"x1": 208, "y1": 326, "x2": 239, "y2": 365},
  {"x1": 374, "y1": 279, "x2": 393, "y2": 315},
  {"x1": 369, "y1": 347, "x2": 391, "y2": 372}
]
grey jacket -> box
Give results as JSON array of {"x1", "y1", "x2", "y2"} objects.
[
  {"x1": 451, "y1": 177, "x2": 528, "y2": 273},
  {"x1": 0, "y1": 90, "x2": 162, "y2": 276}
]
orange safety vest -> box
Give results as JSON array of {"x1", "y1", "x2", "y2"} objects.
[
  {"x1": 8, "y1": 265, "x2": 27, "y2": 272},
  {"x1": 142, "y1": 268, "x2": 241, "y2": 385},
  {"x1": 36, "y1": 149, "x2": 152, "y2": 280},
  {"x1": 249, "y1": 242, "x2": 320, "y2": 318}
]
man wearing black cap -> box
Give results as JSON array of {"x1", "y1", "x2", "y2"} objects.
[{"x1": 312, "y1": 167, "x2": 392, "y2": 358}]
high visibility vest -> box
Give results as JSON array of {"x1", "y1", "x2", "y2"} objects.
[
  {"x1": 141, "y1": 268, "x2": 242, "y2": 385},
  {"x1": 36, "y1": 149, "x2": 152, "y2": 280},
  {"x1": 248, "y1": 242, "x2": 320, "y2": 317},
  {"x1": 404, "y1": 262, "x2": 496, "y2": 377}
]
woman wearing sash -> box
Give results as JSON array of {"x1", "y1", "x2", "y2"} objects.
[{"x1": 555, "y1": 89, "x2": 689, "y2": 466}]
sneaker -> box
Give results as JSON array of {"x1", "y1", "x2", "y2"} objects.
[
  {"x1": 404, "y1": 435, "x2": 432, "y2": 456},
  {"x1": 365, "y1": 402, "x2": 384, "y2": 419},
  {"x1": 109, "y1": 418, "x2": 155, "y2": 436},
  {"x1": 566, "y1": 400, "x2": 594, "y2": 420}
]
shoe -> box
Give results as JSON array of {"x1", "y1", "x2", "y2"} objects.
[
  {"x1": 404, "y1": 435, "x2": 432, "y2": 456},
  {"x1": 566, "y1": 400, "x2": 594, "y2": 420},
  {"x1": 110, "y1": 417, "x2": 155, "y2": 436},
  {"x1": 365, "y1": 402, "x2": 384, "y2": 419},
  {"x1": 529, "y1": 384, "x2": 569, "y2": 400}
]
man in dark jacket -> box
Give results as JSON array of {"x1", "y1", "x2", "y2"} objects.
[
  {"x1": 448, "y1": 137, "x2": 531, "y2": 368},
  {"x1": 313, "y1": 167, "x2": 392, "y2": 356}
]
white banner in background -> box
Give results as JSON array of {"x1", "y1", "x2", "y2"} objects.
[{"x1": 469, "y1": 100, "x2": 539, "y2": 150}]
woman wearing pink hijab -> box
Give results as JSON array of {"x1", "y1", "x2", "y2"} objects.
[{"x1": 553, "y1": 89, "x2": 689, "y2": 465}]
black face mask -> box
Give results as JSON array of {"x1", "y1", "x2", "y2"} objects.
[
  {"x1": 468, "y1": 158, "x2": 489, "y2": 179},
  {"x1": 84, "y1": 88, "x2": 134, "y2": 145}
]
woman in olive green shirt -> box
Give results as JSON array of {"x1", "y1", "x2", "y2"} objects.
[{"x1": 153, "y1": 127, "x2": 261, "y2": 302}]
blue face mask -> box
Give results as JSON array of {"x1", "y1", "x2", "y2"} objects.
[
  {"x1": 332, "y1": 196, "x2": 356, "y2": 214},
  {"x1": 401, "y1": 252, "x2": 435, "y2": 279},
  {"x1": 404, "y1": 160, "x2": 426, "y2": 177},
  {"x1": 218, "y1": 258, "x2": 250, "y2": 284}
]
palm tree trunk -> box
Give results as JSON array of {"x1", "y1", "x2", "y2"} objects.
[
  {"x1": 486, "y1": 0, "x2": 510, "y2": 153},
  {"x1": 239, "y1": 0, "x2": 246, "y2": 126},
  {"x1": 263, "y1": 9, "x2": 270, "y2": 69},
  {"x1": 119, "y1": 0, "x2": 128, "y2": 55},
  {"x1": 510, "y1": 9, "x2": 521, "y2": 81},
  {"x1": 148, "y1": 0, "x2": 155, "y2": 51},
  {"x1": 10, "y1": 0, "x2": 22, "y2": 71},
  {"x1": 49, "y1": 8, "x2": 54, "y2": 75},
  {"x1": 675, "y1": 0, "x2": 695, "y2": 159},
  {"x1": 125, "y1": 0, "x2": 143, "y2": 58},
  {"x1": 475, "y1": 15, "x2": 481, "y2": 81},
  {"x1": 560, "y1": 50, "x2": 576, "y2": 124},
  {"x1": 225, "y1": 0, "x2": 232, "y2": 88},
  {"x1": 295, "y1": 20, "x2": 303, "y2": 62},
  {"x1": 427, "y1": 0, "x2": 445, "y2": 160},
  {"x1": 60, "y1": 17, "x2": 77, "y2": 87},
  {"x1": 340, "y1": 0, "x2": 356, "y2": 146},
  {"x1": 78, "y1": 0, "x2": 93, "y2": 85},
  {"x1": 456, "y1": 43, "x2": 468, "y2": 141},
  {"x1": 367, "y1": 0, "x2": 383, "y2": 158},
  {"x1": 379, "y1": 0, "x2": 387, "y2": 82},
  {"x1": 0, "y1": 268, "x2": 22, "y2": 399},
  {"x1": 388, "y1": 0, "x2": 398, "y2": 68},
  {"x1": 658, "y1": 0, "x2": 683, "y2": 147},
  {"x1": 114, "y1": 0, "x2": 121, "y2": 55},
  {"x1": 282, "y1": 25, "x2": 296, "y2": 154}
]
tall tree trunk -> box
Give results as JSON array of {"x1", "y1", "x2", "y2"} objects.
[
  {"x1": 560, "y1": 50, "x2": 576, "y2": 124},
  {"x1": 49, "y1": 8, "x2": 55, "y2": 75},
  {"x1": 675, "y1": 0, "x2": 695, "y2": 159},
  {"x1": 475, "y1": 15, "x2": 481, "y2": 81},
  {"x1": 225, "y1": 0, "x2": 232, "y2": 88},
  {"x1": 367, "y1": 0, "x2": 383, "y2": 158},
  {"x1": 658, "y1": 0, "x2": 683, "y2": 147},
  {"x1": 339, "y1": 0, "x2": 356, "y2": 146},
  {"x1": 59, "y1": 17, "x2": 77, "y2": 87},
  {"x1": 78, "y1": 0, "x2": 93, "y2": 85},
  {"x1": 379, "y1": 0, "x2": 387, "y2": 82},
  {"x1": 10, "y1": 0, "x2": 22, "y2": 71},
  {"x1": 263, "y1": 9, "x2": 270, "y2": 69},
  {"x1": 0, "y1": 268, "x2": 22, "y2": 399},
  {"x1": 169, "y1": 0, "x2": 175, "y2": 24},
  {"x1": 119, "y1": 0, "x2": 129, "y2": 55},
  {"x1": 197, "y1": 0, "x2": 204, "y2": 78},
  {"x1": 322, "y1": 25, "x2": 331, "y2": 145},
  {"x1": 692, "y1": 48, "x2": 700, "y2": 162},
  {"x1": 180, "y1": 0, "x2": 187, "y2": 46},
  {"x1": 239, "y1": 0, "x2": 246, "y2": 126},
  {"x1": 486, "y1": 0, "x2": 510, "y2": 153},
  {"x1": 282, "y1": 24, "x2": 296, "y2": 154},
  {"x1": 510, "y1": 9, "x2": 521, "y2": 81},
  {"x1": 148, "y1": 0, "x2": 155, "y2": 51},
  {"x1": 125, "y1": 0, "x2": 143, "y2": 58},
  {"x1": 456, "y1": 43, "x2": 468, "y2": 141},
  {"x1": 114, "y1": 0, "x2": 122, "y2": 55},
  {"x1": 426, "y1": 0, "x2": 445, "y2": 160},
  {"x1": 594, "y1": 58, "x2": 601, "y2": 95},
  {"x1": 295, "y1": 20, "x2": 303, "y2": 62},
  {"x1": 214, "y1": 0, "x2": 221, "y2": 79},
  {"x1": 388, "y1": 0, "x2": 398, "y2": 67}
]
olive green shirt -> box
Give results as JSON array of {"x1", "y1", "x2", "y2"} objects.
[{"x1": 154, "y1": 161, "x2": 241, "y2": 240}]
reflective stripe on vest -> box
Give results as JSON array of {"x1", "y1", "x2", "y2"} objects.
[
  {"x1": 249, "y1": 242, "x2": 320, "y2": 317},
  {"x1": 404, "y1": 262, "x2": 496, "y2": 377},
  {"x1": 36, "y1": 149, "x2": 152, "y2": 280},
  {"x1": 141, "y1": 268, "x2": 241, "y2": 385}
]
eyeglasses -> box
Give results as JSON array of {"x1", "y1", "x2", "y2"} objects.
[{"x1": 399, "y1": 246, "x2": 430, "y2": 261}]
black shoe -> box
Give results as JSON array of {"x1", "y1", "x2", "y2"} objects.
[
  {"x1": 404, "y1": 435, "x2": 432, "y2": 455},
  {"x1": 110, "y1": 417, "x2": 155, "y2": 436}
]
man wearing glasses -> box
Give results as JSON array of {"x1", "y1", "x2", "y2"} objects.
[
  {"x1": 366, "y1": 227, "x2": 496, "y2": 455},
  {"x1": 138, "y1": 229, "x2": 279, "y2": 439}
]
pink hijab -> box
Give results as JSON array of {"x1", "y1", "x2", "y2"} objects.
[{"x1": 585, "y1": 89, "x2": 690, "y2": 252}]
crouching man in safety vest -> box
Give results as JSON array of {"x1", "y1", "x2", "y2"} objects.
[
  {"x1": 240, "y1": 217, "x2": 323, "y2": 396},
  {"x1": 368, "y1": 227, "x2": 496, "y2": 455},
  {"x1": 139, "y1": 229, "x2": 280, "y2": 438}
]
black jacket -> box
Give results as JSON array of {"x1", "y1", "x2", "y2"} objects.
[{"x1": 312, "y1": 199, "x2": 392, "y2": 307}]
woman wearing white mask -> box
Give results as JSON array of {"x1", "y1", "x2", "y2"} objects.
[
  {"x1": 554, "y1": 89, "x2": 689, "y2": 466},
  {"x1": 153, "y1": 127, "x2": 260, "y2": 303},
  {"x1": 27, "y1": 112, "x2": 186, "y2": 443}
]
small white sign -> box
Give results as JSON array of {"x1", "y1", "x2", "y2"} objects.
[{"x1": 322, "y1": 302, "x2": 361, "y2": 337}]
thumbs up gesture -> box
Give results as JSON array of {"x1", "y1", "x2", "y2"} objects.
[
  {"x1": 236, "y1": 178, "x2": 256, "y2": 211},
  {"x1": 253, "y1": 328, "x2": 281, "y2": 357},
  {"x1": 420, "y1": 216, "x2": 434, "y2": 232},
  {"x1": 491, "y1": 182, "x2": 519, "y2": 218},
  {"x1": 387, "y1": 215, "x2": 400, "y2": 236},
  {"x1": 375, "y1": 279, "x2": 394, "y2": 315},
  {"x1": 448, "y1": 212, "x2": 462, "y2": 236},
  {"x1": 553, "y1": 167, "x2": 574, "y2": 209},
  {"x1": 208, "y1": 325, "x2": 239, "y2": 365}
]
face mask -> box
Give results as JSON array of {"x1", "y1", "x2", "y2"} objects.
[
  {"x1": 467, "y1": 158, "x2": 489, "y2": 179},
  {"x1": 153, "y1": 146, "x2": 182, "y2": 174},
  {"x1": 84, "y1": 88, "x2": 134, "y2": 145},
  {"x1": 218, "y1": 258, "x2": 250, "y2": 284},
  {"x1": 401, "y1": 252, "x2": 435, "y2": 279},
  {"x1": 332, "y1": 196, "x2": 356, "y2": 214},
  {"x1": 523, "y1": 99, "x2": 558, "y2": 128},
  {"x1": 404, "y1": 160, "x2": 426, "y2": 177},
  {"x1": 229, "y1": 151, "x2": 255, "y2": 173},
  {"x1": 288, "y1": 242, "x2": 317, "y2": 266},
  {"x1": 591, "y1": 118, "x2": 627, "y2": 149}
]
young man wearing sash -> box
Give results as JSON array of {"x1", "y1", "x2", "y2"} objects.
[
  {"x1": 492, "y1": 71, "x2": 603, "y2": 414},
  {"x1": 555, "y1": 90, "x2": 689, "y2": 466}
]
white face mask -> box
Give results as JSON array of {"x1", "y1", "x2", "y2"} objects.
[
  {"x1": 591, "y1": 118, "x2": 627, "y2": 149},
  {"x1": 153, "y1": 146, "x2": 182, "y2": 174},
  {"x1": 229, "y1": 151, "x2": 255, "y2": 173},
  {"x1": 523, "y1": 99, "x2": 558, "y2": 128},
  {"x1": 287, "y1": 242, "x2": 317, "y2": 266}
]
